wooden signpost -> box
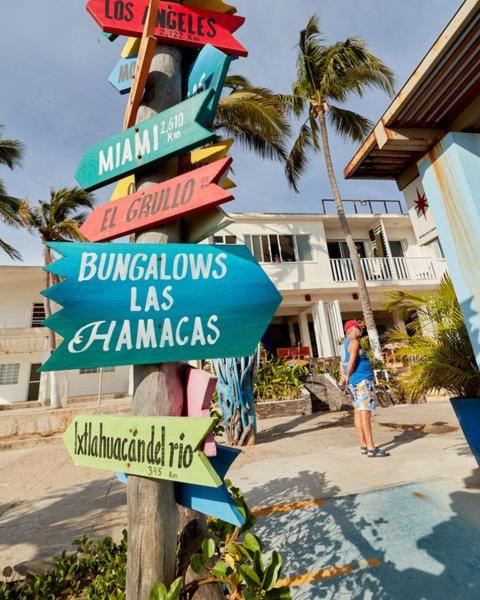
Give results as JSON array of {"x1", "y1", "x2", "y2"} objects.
[
  {"x1": 75, "y1": 89, "x2": 216, "y2": 190},
  {"x1": 64, "y1": 414, "x2": 222, "y2": 486},
  {"x1": 86, "y1": 0, "x2": 248, "y2": 57},
  {"x1": 81, "y1": 157, "x2": 234, "y2": 242},
  {"x1": 109, "y1": 44, "x2": 232, "y2": 127},
  {"x1": 40, "y1": 242, "x2": 282, "y2": 372},
  {"x1": 109, "y1": 56, "x2": 138, "y2": 95}
]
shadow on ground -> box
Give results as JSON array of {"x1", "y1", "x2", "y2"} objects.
[
  {"x1": 250, "y1": 469, "x2": 480, "y2": 600},
  {"x1": 0, "y1": 477, "x2": 126, "y2": 572}
]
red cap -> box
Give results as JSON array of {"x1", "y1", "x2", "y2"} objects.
[{"x1": 344, "y1": 320, "x2": 363, "y2": 333}]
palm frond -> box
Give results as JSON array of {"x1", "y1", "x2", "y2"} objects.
[
  {"x1": 0, "y1": 125, "x2": 24, "y2": 170},
  {"x1": 285, "y1": 118, "x2": 313, "y2": 192},
  {"x1": 327, "y1": 105, "x2": 372, "y2": 142},
  {"x1": 0, "y1": 237, "x2": 22, "y2": 260}
]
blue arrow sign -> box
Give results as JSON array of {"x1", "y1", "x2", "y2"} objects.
[
  {"x1": 75, "y1": 89, "x2": 216, "y2": 191},
  {"x1": 108, "y1": 56, "x2": 137, "y2": 95},
  {"x1": 40, "y1": 243, "x2": 281, "y2": 372},
  {"x1": 187, "y1": 45, "x2": 232, "y2": 124},
  {"x1": 175, "y1": 445, "x2": 245, "y2": 527}
]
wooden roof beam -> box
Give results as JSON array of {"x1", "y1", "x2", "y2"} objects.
[{"x1": 374, "y1": 121, "x2": 446, "y2": 151}]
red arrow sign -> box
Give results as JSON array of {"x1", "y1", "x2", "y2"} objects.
[
  {"x1": 81, "y1": 157, "x2": 234, "y2": 242},
  {"x1": 86, "y1": 0, "x2": 248, "y2": 57}
]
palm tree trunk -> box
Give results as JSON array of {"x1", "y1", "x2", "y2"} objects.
[
  {"x1": 44, "y1": 246, "x2": 61, "y2": 409},
  {"x1": 317, "y1": 109, "x2": 383, "y2": 362}
]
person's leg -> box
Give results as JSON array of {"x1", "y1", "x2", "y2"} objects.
[
  {"x1": 360, "y1": 411, "x2": 375, "y2": 451},
  {"x1": 354, "y1": 409, "x2": 367, "y2": 447}
]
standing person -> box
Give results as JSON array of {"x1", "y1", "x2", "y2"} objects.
[{"x1": 340, "y1": 320, "x2": 389, "y2": 458}]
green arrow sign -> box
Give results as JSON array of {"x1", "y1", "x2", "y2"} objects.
[
  {"x1": 75, "y1": 89, "x2": 216, "y2": 191},
  {"x1": 63, "y1": 414, "x2": 222, "y2": 487}
]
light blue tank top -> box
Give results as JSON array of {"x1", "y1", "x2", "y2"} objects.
[{"x1": 342, "y1": 338, "x2": 374, "y2": 385}]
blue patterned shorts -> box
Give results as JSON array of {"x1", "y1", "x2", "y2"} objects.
[{"x1": 349, "y1": 379, "x2": 376, "y2": 412}]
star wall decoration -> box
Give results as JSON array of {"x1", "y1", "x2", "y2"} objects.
[{"x1": 415, "y1": 189, "x2": 429, "y2": 218}]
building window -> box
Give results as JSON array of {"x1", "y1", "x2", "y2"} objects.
[
  {"x1": 213, "y1": 235, "x2": 237, "y2": 245},
  {"x1": 327, "y1": 241, "x2": 366, "y2": 259},
  {"x1": 79, "y1": 367, "x2": 115, "y2": 374},
  {"x1": 0, "y1": 363, "x2": 20, "y2": 385},
  {"x1": 31, "y1": 303, "x2": 46, "y2": 327},
  {"x1": 244, "y1": 234, "x2": 313, "y2": 263}
]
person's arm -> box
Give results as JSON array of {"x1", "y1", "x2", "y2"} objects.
[{"x1": 345, "y1": 339, "x2": 360, "y2": 383}]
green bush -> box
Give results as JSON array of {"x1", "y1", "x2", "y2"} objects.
[
  {"x1": 0, "y1": 483, "x2": 291, "y2": 600},
  {"x1": 254, "y1": 359, "x2": 309, "y2": 402}
]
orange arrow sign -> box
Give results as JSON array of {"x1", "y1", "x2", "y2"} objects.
[{"x1": 81, "y1": 157, "x2": 234, "y2": 242}]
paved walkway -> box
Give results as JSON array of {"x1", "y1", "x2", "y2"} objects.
[{"x1": 1, "y1": 397, "x2": 479, "y2": 598}]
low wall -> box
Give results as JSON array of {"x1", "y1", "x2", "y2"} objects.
[
  {"x1": 256, "y1": 391, "x2": 312, "y2": 420},
  {"x1": 0, "y1": 399, "x2": 132, "y2": 441}
]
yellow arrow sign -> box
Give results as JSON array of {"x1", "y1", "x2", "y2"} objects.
[
  {"x1": 184, "y1": 0, "x2": 237, "y2": 14},
  {"x1": 121, "y1": 37, "x2": 140, "y2": 58},
  {"x1": 190, "y1": 138, "x2": 234, "y2": 167}
]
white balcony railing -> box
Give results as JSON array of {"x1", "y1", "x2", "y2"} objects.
[{"x1": 330, "y1": 257, "x2": 447, "y2": 284}]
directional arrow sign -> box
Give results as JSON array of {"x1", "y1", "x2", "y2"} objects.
[
  {"x1": 183, "y1": 206, "x2": 233, "y2": 243},
  {"x1": 187, "y1": 45, "x2": 233, "y2": 125},
  {"x1": 75, "y1": 89, "x2": 216, "y2": 191},
  {"x1": 111, "y1": 175, "x2": 136, "y2": 202},
  {"x1": 86, "y1": 0, "x2": 248, "y2": 57},
  {"x1": 40, "y1": 243, "x2": 281, "y2": 372},
  {"x1": 108, "y1": 56, "x2": 137, "y2": 95},
  {"x1": 64, "y1": 414, "x2": 222, "y2": 487},
  {"x1": 186, "y1": 366, "x2": 217, "y2": 457},
  {"x1": 184, "y1": 0, "x2": 237, "y2": 14},
  {"x1": 81, "y1": 158, "x2": 234, "y2": 242},
  {"x1": 122, "y1": 37, "x2": 140, "y2": 58},
  {"x1": 175, "y1": 445, "x2": 245, "y2": 526}
]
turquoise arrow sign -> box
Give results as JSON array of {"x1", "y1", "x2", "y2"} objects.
[
  {"x1": 108, "y1": 56, "x2": 137, "y2": 95},
  {"x1": 75, "y1": 89, "x2": 216, "y2": 191},
  {"x1": 40, "y1": 243, "x2": 282, "y2": 372},
  {"x1": 187, "y1": 45, "x2": 233, "y2": 126}
]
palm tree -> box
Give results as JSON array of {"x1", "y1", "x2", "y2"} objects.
[
  {"x1": 283, "y1": 16, "x2": 395, "y2": 361},
  {"x1": 214, "y1": 75, "x2": 289, "y2": 163},
  {"x1": 385, "y1": 277, "x2": 480, "y2": 401},
  {"x1": 0, "y1": 125, "x2": 25, "y2": 260},
  {"x1": 21, "y1": 188, "x2": 95, "y2": 408}
]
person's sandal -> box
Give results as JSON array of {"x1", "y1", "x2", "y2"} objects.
[
  {"x1": 367, "y1": 448, "x2": 390, "y2": 458},
  {"x1": 361, "y1": 446, "x2": 368, "y2": 455}
]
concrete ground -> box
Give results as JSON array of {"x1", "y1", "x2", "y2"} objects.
[{"x1": 1, "y1": 397, "x2": 479, "y2": 598}]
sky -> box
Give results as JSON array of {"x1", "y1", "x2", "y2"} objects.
[{"x1": 0, "y1": 0, "x2": 463, "y2": 265}]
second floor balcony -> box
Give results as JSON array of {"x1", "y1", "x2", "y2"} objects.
[{"x1": 329, "y1": 256, "x2": 447, "y2": 284}]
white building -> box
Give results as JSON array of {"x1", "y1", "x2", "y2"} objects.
[
  {"x1": 213, "y1": 201, "x2": 446, "y2": 358},
  {"x1": 0, "y1": 266, "x2": 130, "y2": 405},
  {"x1": 0, "y1": 201, "x2": 446, "y2": 404}
]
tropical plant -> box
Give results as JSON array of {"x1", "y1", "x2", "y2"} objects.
[
  {"x1": 283, "y1": 15, "x2": 395, "y2": 361},
  {"x1": 215, "y1": 75, "x2": 289, "y2": 163},
  {"x1": 385, "y1": 276, "x2": 480, "y2": 401},
  {"x1": 20, "y1": 188, "x2": 95, "y2": 408},
  {"x1": 254, "y1": 359, "x2": 309, "y2": 402},
  {"x1": 0, "y1": 483, "x2": 291, "y2": 600},
  {"x1": 0, "y1": 124, "x2": 25, "y2": 260}
]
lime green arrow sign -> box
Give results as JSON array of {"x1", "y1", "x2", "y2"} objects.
[
  {"x1": 75, "y1": 89, "x2": 216, "y2": 191},
  {"x1": 63, "y1": 414, "x2": 222, "y2": 487}
]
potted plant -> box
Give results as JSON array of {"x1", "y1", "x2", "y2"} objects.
[{"x1": 385, "y1": 276, "x2": 480, "y2": 464}]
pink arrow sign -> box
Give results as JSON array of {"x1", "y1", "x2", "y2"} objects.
[{"x1": 186, "y1": 367, "x2": 217, "y2": 457}]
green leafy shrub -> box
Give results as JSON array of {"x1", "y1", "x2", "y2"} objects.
[
  {"x1": 254, "y1": 359, "x2": 309, "y2": 402},
  {"x1": 385, "y1": 276, "x2": 480, "y2": 401},
  {"x1": 0, "y1": 532, "x2": 127, "y2": 599},
  {"x1": 0, "y1": 484, "x2": 291, "y2": 600}
]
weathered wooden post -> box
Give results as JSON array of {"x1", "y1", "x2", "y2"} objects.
[{"x1": 125, "y1": 43, "x2": 184, "y2": 600}]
